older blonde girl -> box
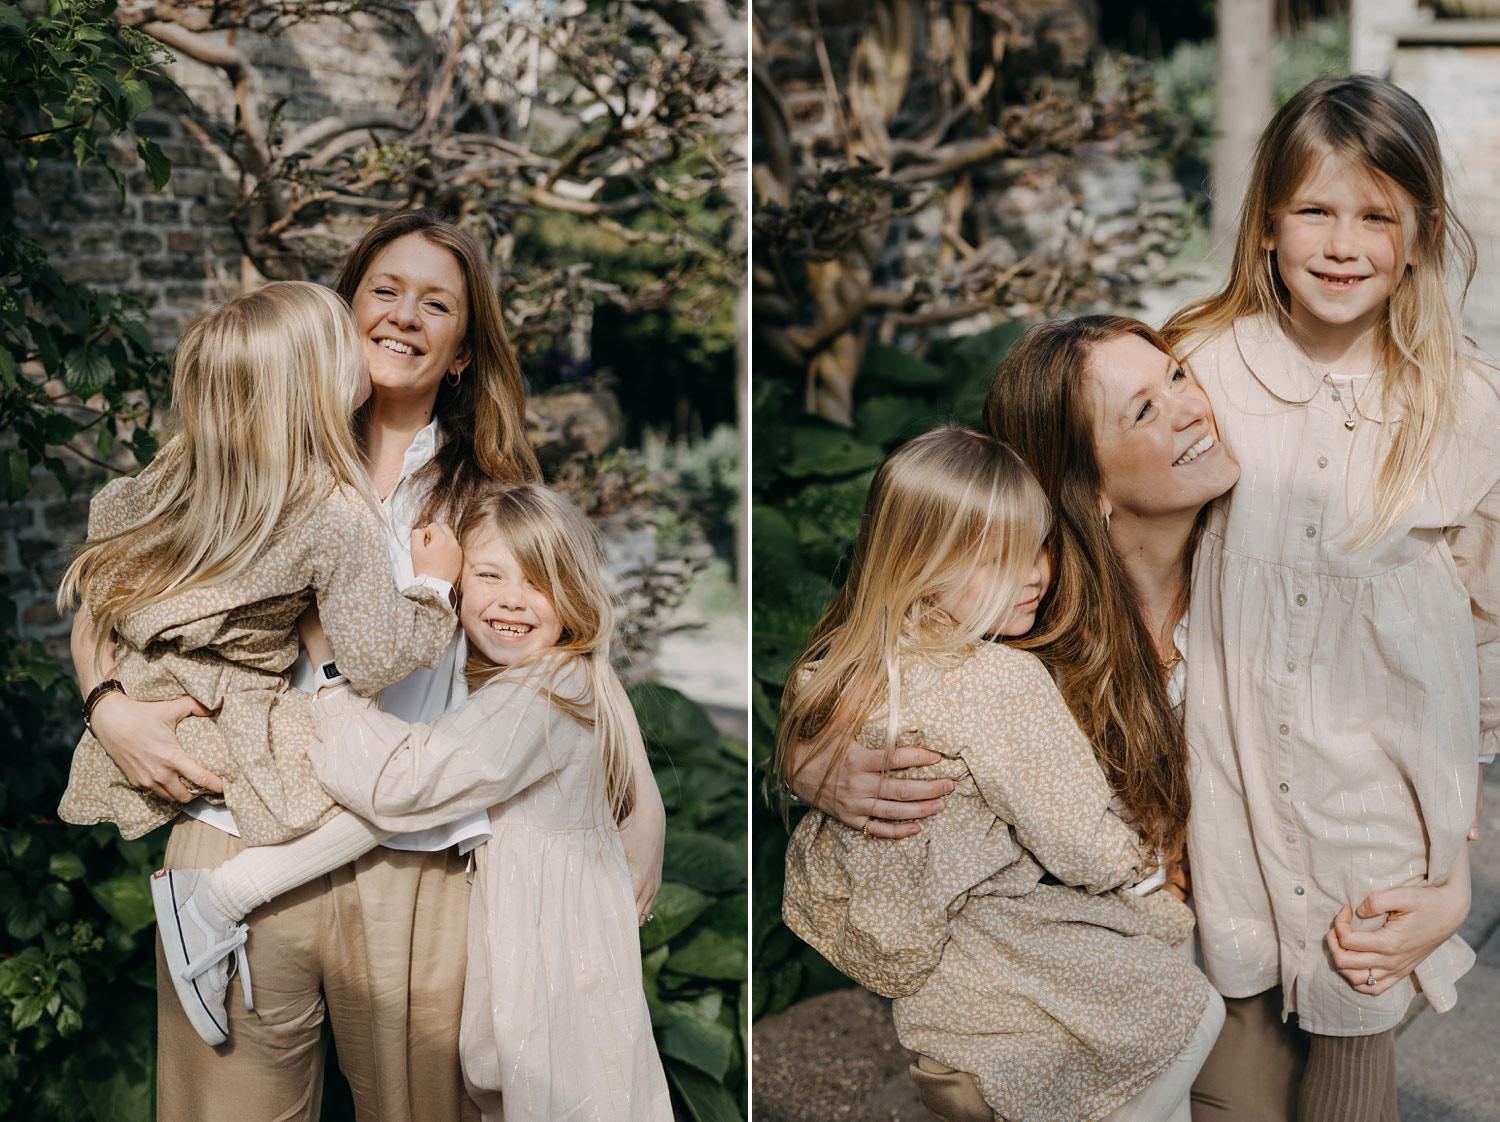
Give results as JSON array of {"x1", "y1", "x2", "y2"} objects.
[{"x1": 1163, "y1": 74, "x2": 1491, "y2": 1119}]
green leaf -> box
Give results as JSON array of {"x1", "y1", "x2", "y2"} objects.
[
  {"x1": 853, "y1": 394, "x2": 935, "y2": 447},
  {"x1": 122, "y1": 319, "x2": 153, "y2": 352},
  {"x1": 48, "y1": 852, "x2": 86, "y2": 882},
  {"x1": 665, "y1": 1061, "x2": 744, "y2": 1122},
  {"x1": 136, "y1": 136, "x2": 171, "y2": 190},
  {"x1": 0, "y1": 4, "x2": 26, "y2": 36},
  {"x1": 6, "y1": 898, "x2": 45, "y2": 941},
  {"x1": 55, "y1": 1005, "x2": 83, "y2": 1036},
  {"x1": 88, "y1": 868, "x2": 156, "y2": 934},
  {"x1": 33, "y1": 323, "x2": 61, "y2": 373},
  {"x1": 860, "y1": 341, "x2": 947, "y2": 389},
  {"x1": 0, "y1": 449, "x2": 29, "y2": 502},
  {"x1": 120, "y1": 79, "x2": 152, "y2": 118},
  {"x1": 629, "y1": 683, "x2": 722, "y2": 759},
  {"x1": 781, "y1": 426, "x2": 884, "y2": 480},
  {"x1": 662, "y1": 832, "x2": 744, "y2": 892},
  {"x1": 639, "y1": 882, "x2": 713, "y2": 950},
  {"x1": 665, "y1": 927, "x2": 746, "y2": 980},
  {"x1": 0, "y1": 348, "x2": 16, "y2": 390},
  {"x1": 653, "y1": 1003, "x2": 736, "y2": 1079},
  {"x1": 12, "y1": 994, "x2": 44, "y2": 1031},
  {"x1": 63, "y1": 344, "x2": 112, "y2": 398}
]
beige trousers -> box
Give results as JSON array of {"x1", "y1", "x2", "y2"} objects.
[
  {"x1": 156, "y1": 815, "x2": 479, "y2": 1122},
  {"x1": 1190, "y1": 987, "x2": 1397, "y2": 1122}
]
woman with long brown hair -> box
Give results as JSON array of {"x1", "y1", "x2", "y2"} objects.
[
  {"x1": 785, "y1": 313, "x2": 1473, "y2": 1118},
  {"x1": 70, "y1": 209, "x2": 666, "y2": 1120}
]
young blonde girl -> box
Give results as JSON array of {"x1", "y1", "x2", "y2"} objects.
[
  {"x1": 778, "y1": 426, "x2": 1223, "y2": 1122},
  {"x1": 155, "y1": 481, "x2": 672, "y2": 1122},
  {"x1": 55, "y1": 281, "x2": 461, "y2": 1023},
  {"x1": 1163, "y1": 74, "x2": 1495, "y2": 1119}
]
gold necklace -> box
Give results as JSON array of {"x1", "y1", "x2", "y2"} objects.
[
  {"x1": 1159, "y1": 648, "x2": 1183, "y2": 674},
  {"x1": 1322, "y1": 372, "x2": 1364, "y2": 431}
]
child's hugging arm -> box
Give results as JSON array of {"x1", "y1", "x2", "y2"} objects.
[
  {"x1": 304, "y1": 665, "x2": 573, "y2": 832},
  {"x1": 960, "y1": 651, "x2": 1152, "y2": 894},
  {"x1": 308, "y1": 493, "x2": 459, "y2": 694}
]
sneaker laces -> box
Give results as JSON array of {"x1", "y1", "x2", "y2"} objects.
[{"x1": 181, "y1": 921, "x2": 254, "y2": 1012}]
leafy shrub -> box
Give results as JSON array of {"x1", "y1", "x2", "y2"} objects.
[
  {"x1": 749, "y1": 321, "x2": 1025, "y2": 1021},
  {"x1": 632, "y1": 683, "x2": 748, "y2": 1122}
]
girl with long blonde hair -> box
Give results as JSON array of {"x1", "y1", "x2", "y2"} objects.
[
  {"x1": 1162, "y1": 74, "x2": 1492, "y2": 1119},
  {"x1": 56, "y1": 281, "x2": 464, "y2": 1038},
  {"x1": 780, "y1": 426, "x2": 1223, "y2": 1122},
  {"x1": 155, "y1": 481, "x2": 671, "y2": 1121}
]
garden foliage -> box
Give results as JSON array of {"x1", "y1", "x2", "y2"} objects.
[
  {"x1": 750, "y1": 321, "x2": 1025, "y2": 1021},
  {"x1": 1, "y1": 3, "x2": 175, "y2": 1116},
  {"x1": 1, "y1": 5, "x2": 745, "y2": 1120}
]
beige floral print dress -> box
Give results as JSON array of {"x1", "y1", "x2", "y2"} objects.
[
  {"x1": 58, "y1": 440, "x2": 456, "y2": 845},
  {"x1": 783, "y1": 640, "x2": 1213, "y2": 1122}
]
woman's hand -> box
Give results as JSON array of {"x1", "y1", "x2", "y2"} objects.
[
  {"x1": 787, "y1": 737, "x2": 951, "y2": 839},
  {"x1": 411, "y1": 523, "x2": 462, "y2": 587},
  {"x1": 72, "y1": 608, "x2": 221, "y2": 803},
  {"x1": 88, "y1": 692, "x2": 220, "y2": 803},
  {"x1": 1326, "y1": 844, "x2": 1472, "y2": 995}
]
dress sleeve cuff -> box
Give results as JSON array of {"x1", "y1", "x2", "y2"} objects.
[
  {"x1": 403, "y1": 573, "x2": 457, "y2": 609},
  {"x1": 1127, "y1": 865, "x2": 1168, "y2": 896},
  {"x1": 313, "y1": 688, "x2": 377, "y2": 717}
]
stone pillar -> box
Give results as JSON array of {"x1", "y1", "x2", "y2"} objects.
[{"x1": 1211, "y1": 0, "x2": 1273, "y2": 260}]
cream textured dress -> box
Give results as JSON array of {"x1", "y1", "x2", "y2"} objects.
[
  {"x1": 306, "y1": 658, "x2": 673, "y2": 1122},
  {"x1": 783, "y1": 641, "x2": 1212, "y2": 1122},
  {"x1": 1183, "y1": 315, "x2": 1500, "y2": 1034},
  {"x1": 58, "y1": 439, "x2": 456, "y2": 844}
]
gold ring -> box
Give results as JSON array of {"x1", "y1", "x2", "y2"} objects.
[{"x1": 863, "y1": 817, "x2": 875, "y2": 835}]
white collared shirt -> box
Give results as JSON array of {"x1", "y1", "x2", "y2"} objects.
[{"x1": 184, "y1": 418, "x2": 492, "y2": 853}]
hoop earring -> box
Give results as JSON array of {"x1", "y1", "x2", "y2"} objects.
[
  {"x1": 1104, "y1": 512, "x2": 1111, "y2": 533},
  {"x1": 445, "y1": 368, "x2": 462, "y2": 387}
]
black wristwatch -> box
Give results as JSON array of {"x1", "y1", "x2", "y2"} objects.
[{"x1": 82, "y1": 679, "x2": 126, "y2": 738}]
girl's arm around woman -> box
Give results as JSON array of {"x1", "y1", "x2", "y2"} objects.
[{"x1": 305, "y1": 661, "x2": 580, "y2": 832}]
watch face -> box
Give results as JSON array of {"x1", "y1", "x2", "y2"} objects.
[{"x1": 320, "y1": 660, "x2": 340, "y2": 681}]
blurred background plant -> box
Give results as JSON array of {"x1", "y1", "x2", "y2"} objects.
[{"x1": 1, "y1": 0, "x2": 746, "y2": 1118}]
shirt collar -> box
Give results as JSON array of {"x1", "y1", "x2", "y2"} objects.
[
  {"x1": 397, "y1": 418, "x2": 441, "y2": 486},
  {"x1": 1231, "y1": 315, "x2": 1393, "y2": 421}
]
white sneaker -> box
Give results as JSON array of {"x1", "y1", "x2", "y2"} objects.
[{"x1": 151, "y1": 868, "x2": 254, "y2": 1046}]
